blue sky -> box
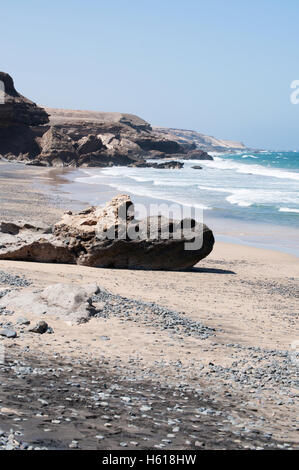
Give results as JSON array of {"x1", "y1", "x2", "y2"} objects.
[{"x1": 1, "y1": 0, "x2": 299, "y2": 149}]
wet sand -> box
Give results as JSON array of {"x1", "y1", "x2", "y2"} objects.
[{"x1": 0, "y1": 162, "x2": 74, "y2": 225}]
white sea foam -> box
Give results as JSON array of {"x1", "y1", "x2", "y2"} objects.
[
  {"x1": 76, "y1": 176, "x2": 103, "y2": 184},
  {"x1": 153, "y1": 180, "x2": 194, "y2": 187},
  {"x1": 200, "y1": 157, "x2": 299, "y2": 181},
  {"x1": 198, "y1": 185, "x2": 230, "y2": 193},
  {"x1": 74, "y1": 157, "x2": 299, "y2": 218},
  {"x1": 279, "y1": 207, "x2": 299, "y2": 214},
  {"x1": 198, "y1": 185, "x2": 298, "y2": 208},
  {"x1": 131, "y1": 176, "x2": 154, "y2": 183},
  {"x1": 105, "y1": 182, "x2": 211, "y2": 210}
]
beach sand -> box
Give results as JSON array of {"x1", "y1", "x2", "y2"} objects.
[{"x1": 0, "y1": 161, "x2": 298, "y2": 450}]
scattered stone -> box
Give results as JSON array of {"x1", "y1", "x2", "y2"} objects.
[
  {"x1": 29, "y1": 321, "x2": 49, "y2": 334},
  {"x1": 0, "y1": 270, "x2": 31, "y2": 287},
  {"x1": 16, "y1": 317, "x2": 30, "y2": 326},
  {"x1": 195, "y1": 441, "x2": 205, "y2": 447},
  {"x1": 0, "y1": 328, "x2": 17, "y2": 338},
  {"x1": 140, "y1": 405, "x2": 152, "y2": 412},
  {"x1": 69, "y1": 440, "x2": 79, "y2": 449},
  {"x1": 99, "y1": 336, "x2": 110, "y2": 341}
]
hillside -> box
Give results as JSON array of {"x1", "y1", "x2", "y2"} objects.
[{"x1": 155, "y1": 127, "x2": 250, "y2": 153}]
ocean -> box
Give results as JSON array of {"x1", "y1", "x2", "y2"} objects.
[{"x1": 73, "y1": 150, "x2": 299, "y2": 255}]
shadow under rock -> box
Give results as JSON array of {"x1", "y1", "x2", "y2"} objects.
[{"x1": 190, "y1": 267, "x2": 236, "y2": 274}]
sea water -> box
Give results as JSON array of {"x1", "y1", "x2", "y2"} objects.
[
  {"x1": 72, "y1": 151, "x2": 299, "y2": 254},
  {"x1": 76, "y1": 151, "x2": 299, "y2": 225}
]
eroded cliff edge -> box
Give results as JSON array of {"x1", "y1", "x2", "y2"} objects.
[{"x1": 0, "y1": 72, "x2": 214, "y2": 168}]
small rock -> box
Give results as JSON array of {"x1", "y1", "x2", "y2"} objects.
[
  {"x1": 16, "y1": 317, "x2": 30, "y2": 326},
  {"x1": 121, "y1": 396, "x2": 131, "y2": 403},
  {"x1": 0, "y1": 329, "x2": 17, "y2": 338},
  {"x1": 29, "y1": 321, "x2": 49, "y2": 334},
  {"x1": 195, "y1": 441, "x2": 205, "y2": 447},
  {"x1": 69, "y1": 440, "x2": 79, "y2": 449},
  {"x1": 38, "y1": 399, "x2": 48, "y2": 406},
  {"x1": 140, "y1": 405, "x2": 152, "y2": 412}
]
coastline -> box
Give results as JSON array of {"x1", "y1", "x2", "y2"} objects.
[
  {"x1": 44, "y1": 164, "x2": 299, "y2": 257},
  {"x1": 1, "y1": 160, "x2": 298, "y2": 256}
]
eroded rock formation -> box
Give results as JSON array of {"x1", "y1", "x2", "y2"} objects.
[{"x1": 0, "y1": 195, "x2": 214, "y2": 270}]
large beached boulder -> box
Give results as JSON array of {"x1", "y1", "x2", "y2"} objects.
[{"x1": 0, "y1": 195, "x2": 214, "y2": 270}]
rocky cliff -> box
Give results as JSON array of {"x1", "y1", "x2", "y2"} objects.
[
  {"x1": 1, "y1": 71, "x2": 250, "y2": 167},
  {"x1": 0, "y1": 72, "x2": 212, "y2": 167},
  {"x1": 0, "y1": 72, "x2": 49, "y2": 127}
]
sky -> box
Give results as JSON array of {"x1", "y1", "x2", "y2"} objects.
[{"x1": 1, "y1": 0, "x2": 299, "y2": 150}]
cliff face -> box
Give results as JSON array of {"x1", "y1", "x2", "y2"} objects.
[
  {"x1": 0, "y1": 72, "x2": 214, "y2": 167},
  {"x1": 40, "y1": 107, "x2": 195, "y2": 167},
  {"x1": 0, "y1": 72, "x2": 49, "y2": 127}
]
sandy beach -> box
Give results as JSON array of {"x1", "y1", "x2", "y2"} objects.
[{"x1": 0, "y1": 161, "x2": 298, "y2": 450}]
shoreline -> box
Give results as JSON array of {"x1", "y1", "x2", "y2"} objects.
[
  {"x1": 50, "y1": 165, "x2": 299, "y2": 257},
  {"x1": 0, "y1": 160, "x2": 298, "y2": 256},
  {"x1": 1, "y1": 160, "x2": 298, "y2": 256}
]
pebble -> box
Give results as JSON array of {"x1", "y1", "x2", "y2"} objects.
[
  {"x1": 0, "y1": 328, "x2": 17, "y2": 338},
  {"x1": 16, "y1": 317, "x2": 30, "y2": 326},
  {"x1": 29, "y1": 321, "x2": 49, "y2": 334},
  {"x1": 140, "y1": 405, "x2": 152, "y2": 412},
  {"x1": 92, "y1": 290, "x2": 216, "y2": 339}
]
